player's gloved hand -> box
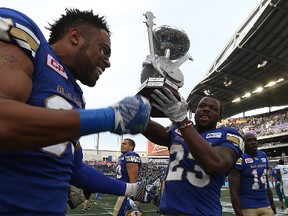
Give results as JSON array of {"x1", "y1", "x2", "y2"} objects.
[
  {"x1": 110, "y1": 95, "x2": 151, "y2": 134},
  {"x1": 132, "y1": 181, "x2": 157, "y2": 203},
  {"x1": 151, "y1": 88, "x2": 188, "y2": 122}
]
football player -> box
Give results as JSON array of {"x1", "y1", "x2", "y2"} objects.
[
  {"x1": 113, "y1": 138, "x2": 142, "y2": 216},
  {"x1": 276, "y1": 159, "x2": 288, "y2": 213},
  {"x1": 142, "y1": 88, "x2": 243, "y2": 215},
  {"x1": 229, "y1": 132, "x2": 276, "y2": 215},
  {"x1": 0, "y1": 7, "x2": 153, "y2": 215}
]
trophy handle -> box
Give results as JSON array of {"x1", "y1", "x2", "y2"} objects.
[
  {"x1": 165, "y1": 54, "x2": 193, "y2": 73},
  {"x1": 144, "y1": 11, "x2": 156, "y2": 56}
]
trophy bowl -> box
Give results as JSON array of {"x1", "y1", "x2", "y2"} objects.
[{"x1": 153, "y1": 25, "x2": 190, "y2": 60}]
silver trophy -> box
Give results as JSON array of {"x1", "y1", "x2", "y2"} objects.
[{"x1": 138, "y1": 11, "x2": 193, "y2": 117}]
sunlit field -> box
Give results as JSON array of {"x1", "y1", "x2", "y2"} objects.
[{"x1": 66, "y1": 186, "x2": 285, "y2": 216}]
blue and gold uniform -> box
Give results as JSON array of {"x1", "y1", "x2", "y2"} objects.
[
  {"x1": 114, "y1": 152, "x2": 141, "y2": 216},
  {"x1": 116, "y1": 152, "x2": 142, "y2": 182},
  {"x1": 235, "y1": 150, "x2": 270, "y2": 209},
  {"x1": 0, "y1": 8, "x2": 128, "y2": 215},
  {"x1": 159, "y1": 126, "x2": 243, "y2": 215}
]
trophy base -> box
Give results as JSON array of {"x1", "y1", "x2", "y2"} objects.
[{"x1": 138, "y1": 77, "x2": 179, "y2": 117}]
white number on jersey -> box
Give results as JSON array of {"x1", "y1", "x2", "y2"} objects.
[
  {"x1": 251, "y1": 168, "x2": 267, "y2": 190},
  {"x1": 41, "y1": 95, "x2": 73, "y2": 156},
  {"x1": 166, "y1": 144, "x2": 210, "y2": 187}
]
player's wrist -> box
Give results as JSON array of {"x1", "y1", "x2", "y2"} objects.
[
  {"x1": 78, "y1": 108, "x2": 114, "y2": 136},
  {"x1": 176, "y1": 118, "x2": 193, "y2": 130}
]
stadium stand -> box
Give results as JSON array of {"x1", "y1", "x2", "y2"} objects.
[
  {"x1": 219, "y1": 107, "x2": 288, "y2": 162},
  {"x1": 186, "y1": 0, "x2": 288, "y2": 162},
  {"x1": 187, "y1": 0, "x2": 288, "y2": 119}
]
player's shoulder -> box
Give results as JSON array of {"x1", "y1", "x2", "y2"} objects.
[
  {"x1": 217, "y1": 126, "x2": 242, "y2": 136},
  {"x1": 257, "y1": 150, "x2": 267, "y2": 157},
  {"x1": 0, "y1": 7, "x2": 41, "y2": 32},
  {"x1": 125, "y1": 151, "x2": 140, "y2": 157},
  {"x1": 125, "y1": 151, "x2": 141, "y2": 163},
  {"x1": 214, "y1": 126, "x2": 243, "y2": 145},
  {"x1": 0, "y1": 7, "x2": 45, "y2": 56}
]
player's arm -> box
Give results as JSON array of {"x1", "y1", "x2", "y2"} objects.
[
  {"x1": 71, "y1": 146, "x2": 156, "y2": 203},
  {"x1": 0, "y1": 41, "x2": 82, "y2": 150},
  {"x1": 179, "y1": 125, "x2": 238, "y2": 175},
  {"x1": 142, "y1": 119, "x2": 170, "y2": 147},
  {"x1": 71, "y1": 145, "x2": 127, "y2": 195},
  {"x1": 228, "y1": 169, "x2": 243, "y2": 216},
  {"x1": 127, "y1": 162, "x2": 139, "y2": 183},
  {"x1": 0, "y1": 41, "x2": 81, "y2": 150}
]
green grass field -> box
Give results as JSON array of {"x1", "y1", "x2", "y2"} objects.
[{"x1": 66, "y1": 187, "x2": 285, "y2": 215}]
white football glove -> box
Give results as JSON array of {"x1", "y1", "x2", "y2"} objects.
[
  {"x1": 151, "y1": 88, "x2": 188, "y2": 122},
  {"x1": 132, "y1": 180, "x2": 157, "y2": 203},
  {"x1": 110, "y1": 95, "x2": 151, "y2": 135}
]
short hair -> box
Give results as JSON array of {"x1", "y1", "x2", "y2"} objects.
[
  {"x1": 202, "y1": 95, "x2": 224, "y2": 118},
  {"x1": 279, "y1": 159, "x2": 284, "y2": 165},
  {"x1": 46, "y1": 8, "x2": 110, "y2": 44},
  {"x1": 124, "y1": 138, "x2": 135, "y2": 150}
]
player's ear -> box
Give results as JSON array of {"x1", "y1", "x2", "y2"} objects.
[{"x1": 69, "y1": 28, "x2": 81, "y2": 46}]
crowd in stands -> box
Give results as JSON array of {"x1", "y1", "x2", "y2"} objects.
[
  {"x1": 83, "y1": 161, "x2": 118, "y2": 177},
  {"x1": 83, "y1": 160, "x2": 167, "y2": 180},
  {"x1": 219, "y1": 107, "x2": 288, "y2": 138},
  {"x1": 84, "y1": 160, "x2": 167, "y2": 181}
]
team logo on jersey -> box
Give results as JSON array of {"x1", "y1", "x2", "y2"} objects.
[
  {"x1": 245, "y1": 158, "x2": 253, "y2": 163},
  {"x1": 261, "y1": 158, "x2": 267, "y2": 163},
  {"x1": 206, "y1": 132, "x2": 222, "y2": 138},
  {"x1": 47, "y1": 54, "x2": 68, "y2": 79}
]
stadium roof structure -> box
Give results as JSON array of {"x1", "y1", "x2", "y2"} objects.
[{"x1": 187, "y1": 0, "x2": 288, "y2": 119}]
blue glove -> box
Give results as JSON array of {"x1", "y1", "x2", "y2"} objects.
[{"x1": 110, "y1": 95, "x2": 151, "y2": 134}]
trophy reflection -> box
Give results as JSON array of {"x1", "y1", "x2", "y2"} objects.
[{"x1": 138, "y1": 11, "x2": 193, "y2": 117}]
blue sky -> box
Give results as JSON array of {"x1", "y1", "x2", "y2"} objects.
[{"x1": 2, "y1": 0, "x2": 261, "y2": 151}]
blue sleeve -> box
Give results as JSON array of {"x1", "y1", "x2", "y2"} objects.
[{"x1": 70, "y1": 147, "x2": 126, "y2": 195}]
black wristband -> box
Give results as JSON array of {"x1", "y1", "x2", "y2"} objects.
[{"x1": 178, "y1": 121, "x2": 193, "y2": 130}]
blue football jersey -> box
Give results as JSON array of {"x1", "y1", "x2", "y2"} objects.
[
  {"x1": 159, "y1": 126, "x2": 243, "y2": 215},
  {"x1": 235, "y1": 150, "x2": 270, "y2": 209},
  {"x1": 115, "y1": 152, "x2": 141, "y2": 216},
  {"x1": 0, "y1": 8, "x2": 85, "y2": 215},
  {"x1": 116, "y1": 151, "x2": 141, "y2": 183}
]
